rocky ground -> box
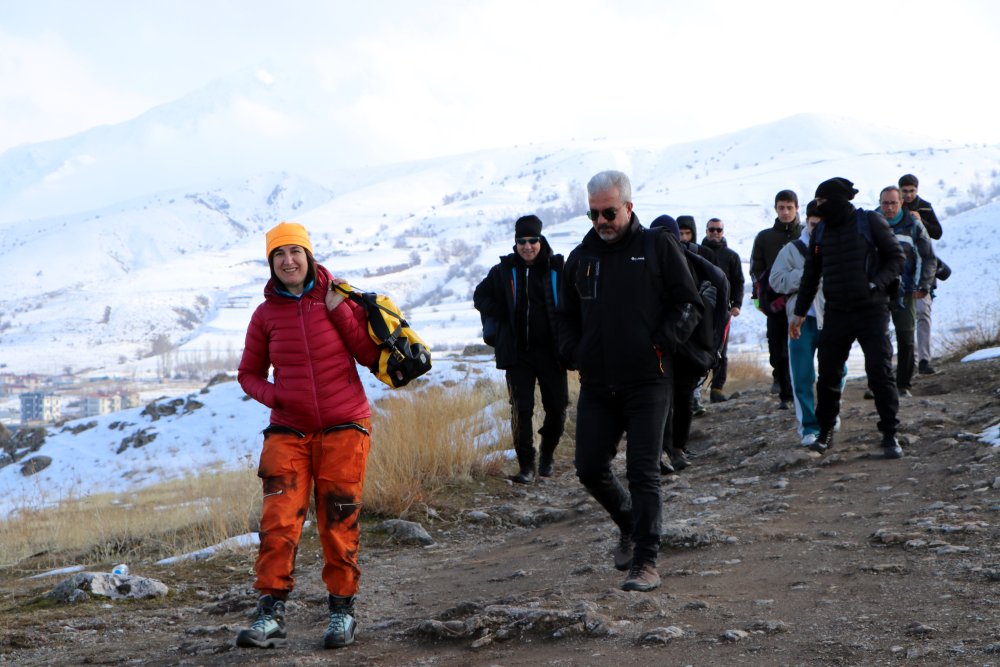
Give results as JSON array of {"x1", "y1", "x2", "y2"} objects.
[{"x1": 2, "y1": 355, "x2": 1000, "y2": 666}]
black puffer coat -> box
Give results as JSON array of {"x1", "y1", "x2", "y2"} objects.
[{"x1": 794, "y1": 203, "x2": 904, "y2": 315}]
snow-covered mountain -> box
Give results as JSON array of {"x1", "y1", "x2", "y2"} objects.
[{"x1": 1, "y1": 75, "x2": 1000, "y2": 379}]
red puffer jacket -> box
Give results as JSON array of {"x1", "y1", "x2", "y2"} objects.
[{"x1": 238, "y1": 264, "x2": 380, "y2": 432}]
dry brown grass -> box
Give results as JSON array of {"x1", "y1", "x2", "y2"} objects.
[
  {"x1": 713, "y1": 351, "x2": 771, "y2": 392},
  {"x1": 365, "y1": 379, "x2": 508, "y2": 516},
  {"x1": 0, "y1": 379, "x2": 511, "y2": 570},
  {"x1": 940, "y1": 309, "x2": 1000, "y2": 362},
  {"x1": 0, "y1": 465, "x2": 260, "y2": 570}
]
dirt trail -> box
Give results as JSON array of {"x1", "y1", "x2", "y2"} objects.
[{"x1": 2, "y1": 356, "x2": 999, "y2": 666}]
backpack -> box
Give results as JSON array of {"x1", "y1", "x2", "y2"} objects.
[
  {"x1": 754, "y1": 239, "x2": 807, "y2": 315},
  {"x1": 333, "y1": 283, "x2": 432, "y2": 388},
  {"x1": 812, "y1": 209, "x2": 899, "y2": 299},
  {"x1": 644, "y1": 230, "x2": 731, "y2": 374}
]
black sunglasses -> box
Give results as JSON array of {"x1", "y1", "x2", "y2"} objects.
[
  {"x1": 707, "y1": 227, "x2": 724, "y2": 232},
  {"x1": 515, "y1": 237, "x2": 540, "y2": 245},
  {"x1": 586, "y1": 206, "x2": 623, "y2": 222}
]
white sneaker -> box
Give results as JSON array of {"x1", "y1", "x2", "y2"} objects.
[{"x1": 800, "y1": 433, "x2": 818, "y2": 447}]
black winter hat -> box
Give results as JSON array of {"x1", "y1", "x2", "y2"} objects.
[
  {"x1": 650, "y1": 214, "x2": 680, "y2": 240},
  {"x1": 898, "y1": 173, "x2": 919, "y2": 188},
  {"x1": 815, "y1": 177, "x2": 858, "y2": 201},
  {"x1": 805, "y1": 200, "x2": 821, "y2": 218},
  {"x1": 514, "y1": 215, "x2": 543, "y2": 238}
]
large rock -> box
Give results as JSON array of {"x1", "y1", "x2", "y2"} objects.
[
  {"x1": 377, "y1": 519, "x2": 434, "y2": 546},
  {"x1": 48, "y1": 572, "x2": 169, "y2": 603}
]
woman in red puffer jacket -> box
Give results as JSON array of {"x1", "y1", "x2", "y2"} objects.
[{"x1": 236, "y1": 221, "x2": 379, "y2": 651}]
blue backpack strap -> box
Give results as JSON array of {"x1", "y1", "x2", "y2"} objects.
[{"x1": 792, "y1": 239, "x2": 808, "y2": 256}]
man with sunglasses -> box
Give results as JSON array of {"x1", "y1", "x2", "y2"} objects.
[
  {"x1": 474, "y1": 215, "x2": 568, "y2": 484},
  {"x1": 558, "y1": 170, "x2": 702, "y2": 593},
  {"x1": 700, "y1": 218, "x2": 744, "y2": 403}
]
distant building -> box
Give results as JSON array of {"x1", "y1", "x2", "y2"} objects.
[
  {"x1": 82, "y1": 394, "x2": 123, "y2": 417},
  {"x1": 20, "y1": 392, "x2": 62, "y2": 424}
]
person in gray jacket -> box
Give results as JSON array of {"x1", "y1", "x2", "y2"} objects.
[{"x1": 770, "y1": 201, "x2": 844, "y2": 447}]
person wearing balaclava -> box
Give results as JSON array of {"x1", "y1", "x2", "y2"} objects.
[
  {"x1": 790, "y1": 177, "x2": 905, "y2": 459},
  {"x1": 474, "y1": 214, "x2": 568, "y2": 484}
]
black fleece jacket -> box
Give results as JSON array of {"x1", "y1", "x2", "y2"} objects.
[
  {"x1": 558, "y1": 215, "x2": 702, "y2": 388},
  {"x1": 701, "y1": 236, "x2": 745, "y2": 310},
  {"x1": 473, "y1": 237, "x2": 564, "y2": 369}
]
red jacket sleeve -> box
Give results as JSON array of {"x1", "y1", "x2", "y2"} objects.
[
  {"x1": 238, "y1": 306, "x2": 278, "y2": 408},
  {"x1": 329, "y1": 299, "x2": 380, "y2": 368}
]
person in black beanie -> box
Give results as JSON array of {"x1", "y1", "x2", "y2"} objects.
[
  {"x1": 474, "y1": 214, "x2": 568, "y2": 483},
  {"x1": 790, "y1": 177, "x2": 906, "y2": 459}
]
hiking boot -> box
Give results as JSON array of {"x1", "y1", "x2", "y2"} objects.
[
  {"x1": 863, "y1": 388, "x2": 875, "y2": 400},
  {"x1": 612, "y1": 532, "x2": 634, "y2": 572},
  {"x1": 538, "y1": 452, "x2": 555, "y2": 478},
  {"x1": 800, "y1": 433, "x2": 818, "y2": 447},
  {"x1": 918, "y1": 360, "x2": 937, "y2": 375},
  {"x1": 669, "y1": 450, "x2": 690, "y2": 471},
  {"x1": 323, "y1": 595, "x2": 357, "y2": 649},
  {"x1": 810, "y1": 429, "x2": 834, "y2": 454},
  {"x1": 710, "y1": 389, "x2": 728, "y2": 403},
  {"x1": 899, "y1": 388, "x2": 912, "y2": 398},
  {"x1": 691, "y1": 395, "x2": 706, "y2": 417},
  {"x1": 882, "y1": 434, "x2": 904, "y2": 460},
  {"x1": 659, "y1": 459, "x2": 676, "y2": 475},
  {"x1": 236, "y1": 595, "x2": 288, "y2": 649},
  {"x1": 509, "y1": 463, "x2": 534, "y2": 484},
  {"x1": 622, "y1": 563, "x2": 661, "y2": 592},
  {"x1": 778, "y1": 400, "x2": 790, "y2": 410}
]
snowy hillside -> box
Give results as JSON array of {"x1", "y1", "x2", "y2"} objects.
[{"x1": 1, "y1": 109, "x2": 999, "y2": 377}]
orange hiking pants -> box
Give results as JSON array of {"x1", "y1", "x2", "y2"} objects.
[{"x1": 252, "y1": 419, "x2": 371, "y2": 598}]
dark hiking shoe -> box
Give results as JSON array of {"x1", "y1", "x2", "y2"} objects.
[
  {"x1": 778, "y1": 400, "x2": 790, "y2": 410},
  {"x1": 236, "y1": 595, "x2": 288, "y2": 649},
  {"x1": 709, "y1": 389, "x2": 728, "y2": 403},
  {"x1": 323, "y1": 595, "x2": 357, "y2": 649},
  {"x1": 622, "y1": 563, "x2": 661, "y2": 592},
  {"x1": 669, "y1": 450, "x2": 691, "y2": 471},
  {"x1": 810, "y1": 429, "x2": 834, "y2": 454},
  {"x1": 659, "y1": 459, "x2": 676, "y2": 475},
  {"x1": 613, "y1": 533, "x2": 634, "y2": 572},
  {"x1": 899, "y1": 388, "x2": 912, "y2": 398},
  {"x1": 691, "y1": 395, "x2": 706, "y2": 417},
  {"x1": 863, "y1": 388, "x2": 875, "y2": 400},
  {"x1": 918, "y1": 360, "x2": 937, "y2": 375},
  {"x1": 509, "y1": 463, "x2": 534, "y2": 484},
  {"x1": 882, "y1": 434, "x2": 904, "y2": 460},
  {"x1": 538, "y1": 452, "x2": 554, "y2": 478}
]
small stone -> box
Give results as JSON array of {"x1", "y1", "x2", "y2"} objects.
[
  {"x1": 640, "y1": 626, "x2": 684, "y2": 645},
  {"x1": 721, "y1": 629, "x2": 750, "y2": 642}
]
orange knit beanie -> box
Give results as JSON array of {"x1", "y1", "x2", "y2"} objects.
[{"x1": 265, "y1": 221, "x2": 313, "y2": 258}]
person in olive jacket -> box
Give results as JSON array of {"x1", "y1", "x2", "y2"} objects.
[{"x1": 474, "y1": 215, "x2": 567, "y2": 483}]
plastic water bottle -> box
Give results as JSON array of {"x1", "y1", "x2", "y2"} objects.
[{"x1": 112, "y1": 564, "x2": 129, "y2": 576}]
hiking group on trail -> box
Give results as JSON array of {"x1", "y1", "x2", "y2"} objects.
[{"x1": 234, "y1": 167, "x2": 946, "y2": 649}]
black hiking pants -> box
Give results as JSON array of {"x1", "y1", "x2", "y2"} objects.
[
  {"x1": 664, "y1": 356, "x2": 703, "y2": 456},
  {"x1": 766, "y1": 310, "x2": 793, "y2": 401},
  {"x1": 505, "y1": 347, "x2": 568, "y2": 468},
  {"x1": 817, "y1": 304, "x2": 899, "y2": 436},
  {"x1": 574, "y1": 378, "x2": 670, "y2": 567}
]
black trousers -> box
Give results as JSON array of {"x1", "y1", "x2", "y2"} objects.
[
  {"x1": 505, "y1": 347, "x2": 568, "y2": 467},
  {"x1": 664, "y1": 357, "x2": 703, "y2": 456},
  {"x1": 575, "y1": 378, "x2": 670, "y2": 567},
  {"x1": 710, "y1": 336, "x2": 729, "y2": 391},
  {"x1": 817, "y1": 305, "x2": 899, "y2": 436},
  {"x1": 766, "y1": 310, "x2": 793, "y2": 401}
]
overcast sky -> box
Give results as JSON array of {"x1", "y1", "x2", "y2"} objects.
[{"x1": 2, "y1": 0, "x2": 998, "y2": 165}]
